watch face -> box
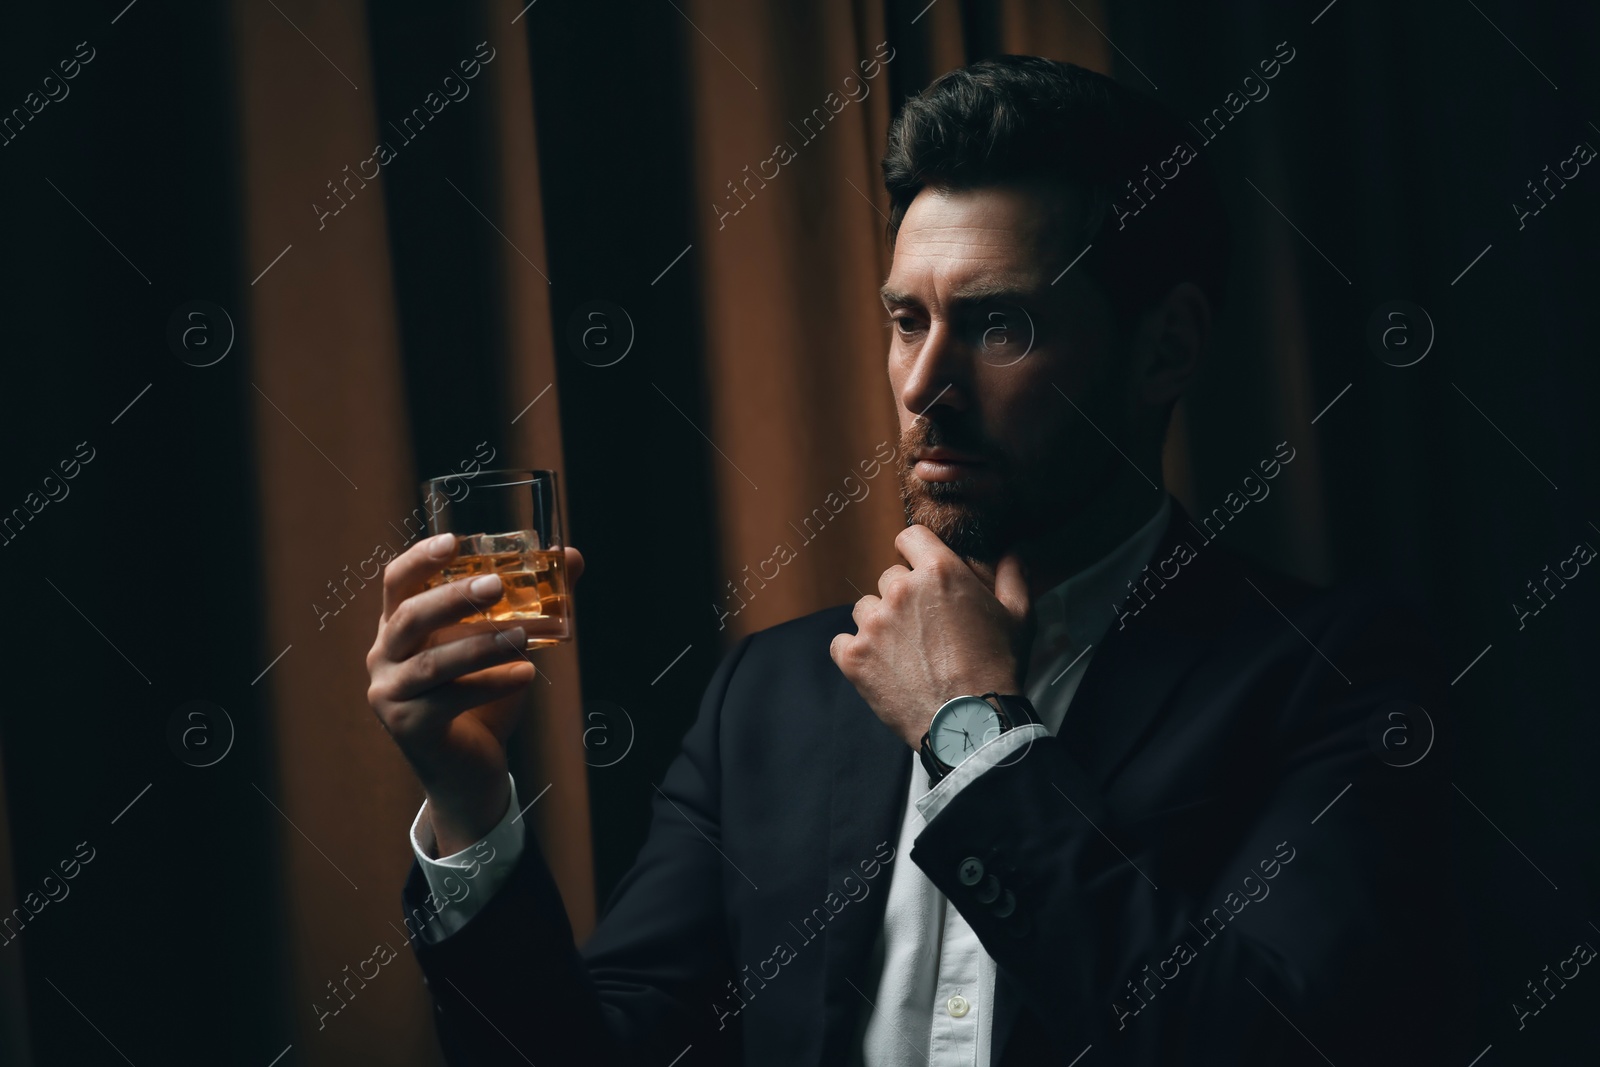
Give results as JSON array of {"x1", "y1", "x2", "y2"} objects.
[{"x1": 930, "y1": 697, "x2": 1003, "y2": 767}]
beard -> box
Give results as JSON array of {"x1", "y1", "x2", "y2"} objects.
[
  {"x1": 901, "y1": 481, "x2": 1006, "y2": 562},
  {"x1": 897, "y1": 417, "x2": 1026, "y2": 563}
]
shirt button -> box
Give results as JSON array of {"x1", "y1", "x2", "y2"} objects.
[
  {"x1": 947, "y1": 995, "x2": 970, "y2": 1018},
  {"x1": 958, "y1": 857, "x2": 984, "y2": 886}
]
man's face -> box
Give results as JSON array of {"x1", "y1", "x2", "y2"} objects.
[{"x1": 883, "y1": 183, "x2": 1130, "y2": 563}]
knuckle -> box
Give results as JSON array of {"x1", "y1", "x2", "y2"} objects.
[
  {"x1": 384, "y1": 708, "x2": 415, "y2": 742},
  {"x1": 388, "y1": 598, "x2": 418, "y2": 637},
  {"x1": 367, "y1": 681, "x2": 396, "y2": 720},
  {"x1": 365, "y1": 633, "x2": 388, "y2": 675},
  {"x1": 412, "y1": 644, "x2": 440, "y2": 683}
]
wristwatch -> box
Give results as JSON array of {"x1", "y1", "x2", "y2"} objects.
[{"x1": 919, "y1": 691, "x2": 1041, "y2": 785}]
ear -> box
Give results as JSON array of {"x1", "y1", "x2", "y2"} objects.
[{"x1": 1131, "y1": 281, "x2": 1210, "y2": 407}]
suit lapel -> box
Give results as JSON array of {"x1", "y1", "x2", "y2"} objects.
[
  {"x1": 1058, "y1": 499, "x2": 1224, "y2": 787},
  {"x1": 992, "y1": 501, "x2": 1232, "y2": 1062},
  {"x1": 818, "y1": 666, "x2": 914, "y2": 1065}
]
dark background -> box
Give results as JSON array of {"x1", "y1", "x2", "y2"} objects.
[{"x1": 1, "y1": 0, "x2": 1595, "y2": 1063}]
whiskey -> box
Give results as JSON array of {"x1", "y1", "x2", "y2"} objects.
[{"x1": 427, "y1": 531, "x2": 570, "y2": 647}]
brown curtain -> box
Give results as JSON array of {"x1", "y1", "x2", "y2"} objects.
[
  {"x1": 232, "y1": 1, "x2": 591, "y2": 1061},
  {"x1": 233, "y1": 1, "x2": 444, "y2": 1060}
]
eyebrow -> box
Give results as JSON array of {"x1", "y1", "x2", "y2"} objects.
[{"x1": 879, "y1": 281, "x2": 1043, "y2": 308}]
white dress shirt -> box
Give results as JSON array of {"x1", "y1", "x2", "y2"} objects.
[{"x1": 411, "y1": 495, "x2": 1173, "y2": 1066}]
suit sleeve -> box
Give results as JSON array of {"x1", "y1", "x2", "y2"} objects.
[
  {"x1": 403, "y1": 634, "x2": 755, "y2": 1067},
  {"x1": 909, "y1": 589, "x2": 1457, "y2": 1065}
]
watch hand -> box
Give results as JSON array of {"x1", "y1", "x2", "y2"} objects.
[{"x1": 960, "y1": 729, "x2": 974, "y2": 752}]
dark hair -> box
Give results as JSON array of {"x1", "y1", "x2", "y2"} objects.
[{"x1": 882, "y1": 55, "x2": 1230, "y2": 326}]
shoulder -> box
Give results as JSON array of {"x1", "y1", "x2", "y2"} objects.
[
  {"x1": 702, "y1": 605, "x2": 858, "y2": 761},
  {"x1": 1239, "y1": 552, "x2": 1438, "y2": 654},
  {"x1": 1136, "y1": 532, "x2": 1451, "y2": 720},
  {"x1": 1177, "y1": 535, "x2": 1430, "y2": 645},
  {"x1": 750, "y1": 601, "x2": 857, "y2": 643},
  {"x1": 1199, "y1": 545, "x2": 1450, "y2": 707},
  {"x1": 1160, "y1": 499, "x2": 1421, "y2": 639},
  {"x1": 721, "y1": 602, "x2": 855, "y2": 687}
]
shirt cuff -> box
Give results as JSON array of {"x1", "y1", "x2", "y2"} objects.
[
  {"x1": 914, "y1": 724, "x2": 1047, "y2": 824},
  {"x1": 407, "y1": 773, "x2": 526, "y2": 944}
]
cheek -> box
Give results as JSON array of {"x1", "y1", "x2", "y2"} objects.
[
  {"x1": 1012, "y1": 406, "x2": 1067, "y2": 464},
  {"x1": 991, "y1": 352, "x2": 1064, "y2": 417},
  {"x1": 1053, "y1": 346, "x2": 1135, "y2": 423},
  {"x1": 996, "y1": 363, "x2": 1113, "y2": 469}
]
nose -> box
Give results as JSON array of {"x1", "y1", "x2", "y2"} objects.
[{"x1": 897, "y1": 319, "x2": 972, "y2": 421}]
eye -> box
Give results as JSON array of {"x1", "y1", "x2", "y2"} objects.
[{"x1": 889, "y1": 315, "x2": 924, "y2": 337}]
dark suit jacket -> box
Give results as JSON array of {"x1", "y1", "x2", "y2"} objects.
[{"x1": 402, "y1": 502, "x2": 1464, "y2": 1065}]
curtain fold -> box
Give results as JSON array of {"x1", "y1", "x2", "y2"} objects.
[
  {"x1": 482, "y1": 0, "x2": 596, "y2": 940},
  {"x1": 682, "y1": 0, "x2": 905, "y2": 637},
  {"x1": 233, "y1": 1, "x2": 590, "y2": 1060},
  {"x1": 232, "y1": 0, "x2": 430, "y2": 1060}
]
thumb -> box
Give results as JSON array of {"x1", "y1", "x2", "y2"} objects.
[
  {"x1": 993, "y1": 552, "x2": 1031, "y2": 622},
  {"x1": 564, "y1": 546, "x2": 585, "y2": 587}
]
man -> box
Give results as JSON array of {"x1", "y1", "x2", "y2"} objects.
[{"x1": 366, "y1": 56, "x2": 1457, "y2": 1065}]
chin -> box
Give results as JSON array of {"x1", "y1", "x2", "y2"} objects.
[{"x1": 902, "y1": 491, "x2": 1005, "y2": 562}]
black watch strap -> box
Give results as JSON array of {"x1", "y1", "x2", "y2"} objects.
[
  {"x1": 986, "y1": 691, "x2": 1041, "y2": 730},
  {"x1": 918, "y1": 733, "x2": 950, "y2": 784}
]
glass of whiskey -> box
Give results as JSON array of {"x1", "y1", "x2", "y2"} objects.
[{"x1": 419, "y1": 468, "x2": 570, "y2": 649}]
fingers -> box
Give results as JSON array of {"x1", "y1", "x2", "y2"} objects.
[
  {"x1": 383, "y1": 626, "x2": 533, "y2": 705},
  {"x1": 565, "y1": 546, "x2": 584, "y2": 585},
  {"x1": 850, "y1": 592, "x2": 881, "y2": 630},
  {"x1": 993, "y1": 552, "x2": 1032, "y2": 618},
  {"x1": 877, "y1": 564, "x2": 910, "y2": 598},
  {"x1": 963, "y1": 556, "x2": 996, "y2": 589},
  {"x1": 369, "y1": 616, "x2": 539, "y2": 740},
  {"x1": 379, "y1": 660, "x2": 537, "y2": 743},
  {"x1": 894, "y1": 524, "x2": 955, "y2": 569},
  {"x1": 378, "y1": 573, "x2": 510, "y2": 665},
  {"x1": 462, "y1": 682, "x2": 532, "y2": 744},
  {"x1": 381, "y1": 532, "x2": 459, "y2": 621},
  {"x1": 828, "y1": 631, "x2": 854, "y2": 670}
]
